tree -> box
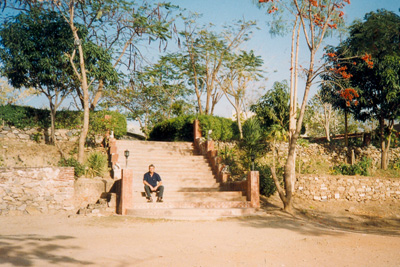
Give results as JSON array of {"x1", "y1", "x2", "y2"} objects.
[
  {"x1": 250, "y1": 80, "x2": 290, "y2": 134},
  {"x1": 4, "y1": 0, "x2": 176, "y2": 162},
  {"x1": 324, "y1": 10, "x2": 400, "y2": 169},
  {"x1": 219, "y1": 50, "x2": 264, "y2": 139},
  {"x1": 0, "y1": 78, "x2": 35, "y2": 105},
  {"x1": 103, "y1": 54, "x2": 193, "y2": 137},
  {"x1": 256, "y1": 0, "x2": 351, "y2": 212},
  {"x1": 179, "y1": 16, "x2": 257, "y2": 115},
  {"x1": 306, "y1": 91, "x2": 333, "y2": 141},
  {"x1": 0, "y1": 8, "x2": 76, "y2": 143}
]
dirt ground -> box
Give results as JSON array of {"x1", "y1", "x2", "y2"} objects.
[
  {"x1": 1, "y1": 198, "x2": 400, "y2": 267},
  {"x1": 1, "y1": 139, "x2": 400, "y2": 266}
]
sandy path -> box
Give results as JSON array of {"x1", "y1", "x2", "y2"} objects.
[{"x1": 1, "y1": 212, "x2": 400, "y2": 267}]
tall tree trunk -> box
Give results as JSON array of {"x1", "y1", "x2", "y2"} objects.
[
  {"x1": 90, "y1": 79, "x2": 104, "y2": 111},
  {"x1": 50, "y1": 104, "x2": 56, "y2": 145},
  {"x1": 379, "y1": 116, "x2": 387, "y2": 170},
  {"x1": 235, "y1": 98, "x2": 243, "y2": 139},
  {"x1": 344, "y1": 109, "x2": 348, "y2": 147},
  {"x1": 323, "y1": 103, "x2": 331, "y2": 142}
]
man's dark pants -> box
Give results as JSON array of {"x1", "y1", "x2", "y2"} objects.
[{"x1": 144, "y1": 185, "x2": 164, "y2": 199}]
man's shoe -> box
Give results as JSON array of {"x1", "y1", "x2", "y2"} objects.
[
  {"x1": 157, "y1": 197, "x2": 163, "y2": 203},
  {"x1": 147, "y1": 197, "x2": 153, "y2": 203}
]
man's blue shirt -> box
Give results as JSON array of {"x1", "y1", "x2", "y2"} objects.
[{"x1": 143, "y1": 172, "x2": 161, "y2": 187}]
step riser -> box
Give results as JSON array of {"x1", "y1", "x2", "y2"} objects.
[
  {"x1": 126, "y1": 208, "x2": 256, "y2": 219},
  {"x1": 114, "y1": 140, "x2": 254, "y2": 220},
  {"x1": 132, "y1": 197, "x2": 247, "y2": 202}
]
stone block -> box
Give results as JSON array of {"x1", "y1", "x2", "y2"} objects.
[{"x1": 25, "y1": 206, "x2": 41, "y2": 215}]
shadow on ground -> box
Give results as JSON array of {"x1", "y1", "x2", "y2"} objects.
[
  {"x1": 0, "y1": 234, "x2": 93, "y2": 266},
  {"x1": 235, "y1": 196, "x2": 400, "y2": 237}
]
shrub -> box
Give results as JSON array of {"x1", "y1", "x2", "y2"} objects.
[
  {"x1": 256, "y1": 164, "x2": 283, "y2": 197},
  {"x1": 0, "y1": 104, "x2": 50, "y2": 128},
  {"x1": 85, "y1": 152, "x2": 108, "y2": 178},
  {"x1": 332, "y1": 156, "x2": 371, "y2": 176},
  {"x1": 58, "y1": 157, "x2": 85, "y2": 178},
  {"x1": 89, "y1": 110, "x2": 127, "y2": 139},
  {"x1": 197, "y1": 115, "x2": 239, "y2": 141},
  {"x1": 239, "y1": 118, "x2": 268, "y2": 170},
  {"x1": 0, "y1": 105, "x2": 127, "y2": 139},
  {"x1": 149, "y1": 115, "x2": 196, "y2": 141}
]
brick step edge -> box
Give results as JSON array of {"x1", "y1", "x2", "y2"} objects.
[
  {"x1": 129, "y1": 201, "x2": 253, "y2": 209},
  {"x1": 125, "y1": 207, "x2": 257, "y2": 220}
]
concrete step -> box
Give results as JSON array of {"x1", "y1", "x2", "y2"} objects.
[
  {"x1": 126, "y1": 166, "x2": 213, "y2": 172},
  {"x1": 132, "y1": 191, "x2": 246, "y2": 202},
  {"x1": 130, "y1": 201, "x2": 252, "y2": 209},
  {"x1": 125, "y1": 207, "x2": 256, "y2": 220}
]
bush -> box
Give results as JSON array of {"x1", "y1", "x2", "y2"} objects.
[
  {"x1": 256, "y1": 164, "x2": 283, "y2": 197},
  {"x1": 149, "y1": 115, "x2": 196, "y2": 141},
  {"x1": 332, "y1": 156, "x2": 371, "y2": 176},
  {"x1": 85, "y1": 152, "x2": 108, "y2": 178},
  {"x1": 58, "y1": 157, "x2": 85, "y2": 178},
  {"x1": 0, "y1": 104, "x2": 50, "y2": 128},
  {"x1": 0, "y1": 105, "x2": 127, "y2": 139},
  {"x1": 239, "y1": 118, "x2": 268, "y2": 170},
  {"x1": 197, "y1": 115, "x2": 239, "y2": 141},
  {"x1": 89, "y1": 110, "x2": 127, "y2": 139}
]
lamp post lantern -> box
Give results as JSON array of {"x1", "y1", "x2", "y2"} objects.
[
  {"x1": 124, "y1": 149, "x2": 130, "y2": 168},
  {"x1": 251, "y1": 153, "x2": 255, "y2": 171}
]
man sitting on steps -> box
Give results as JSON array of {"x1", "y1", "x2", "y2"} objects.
[{"x1": 143, "y1": 164, "x2": 164, "y2": 203}]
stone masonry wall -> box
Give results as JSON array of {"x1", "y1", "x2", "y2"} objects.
[
  {"x1": 0, "y1": 167, "x2": 75, "y2": 215},
  {"x1": 0, "y1": 125, "x2": 80, "y2": 142},
  {"x1": 296, "y1": 175, "x2": 400, "y2": 202}
]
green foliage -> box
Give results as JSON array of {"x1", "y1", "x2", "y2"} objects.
[
  {"x1": 89, "y1": 110, "x2": 127, "y2": 139},
  {"x1": 218, "y1": 145, "x2": 241, "y2": 179},
  {"x1": 85, "y1": 152, "x2": 108, "y2": 178},
  {"x1": 250, "y1": 80, "x2": 290, "y2": 133},
  {"x1": 58, "y1": 157, "x2": 85, "y2": 178},
  {"x1": 239, "y1": 118, "x2": 268, "y2": 170},
  {"x1": 0, "y1": 105, "x2": 126, "y2": 139},
  {"x1": 0, "y1": 104, "x2": 50, "y2": 128},
  {"x1": 149, "y1": 115, "x2": 196, "y2": 141},
  {"x1": 32, "y1": 132, "x2": 42, "y2": 143},
  {"x1": 332, "y1": 157, "x2": 372, "y2": 176},
  {"x1": 197, "y1": 115, "x2": 239, "y2": 141},
  {"x1": 257, "y1": 164, "x2": 283, "y2": 198},
  {"x1": 149, "y1": 115, "x2": 238, "y2": 142},
  {"x1": 297, "y1": 138, "x2": 310, "y2": 147}
]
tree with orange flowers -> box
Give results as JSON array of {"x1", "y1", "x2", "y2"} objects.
[
  {"x1": 255, "y1": 0, "x2": 351, "y2": 213},
  {"x1": 321, "y1": 9, "x2": 400, "y2": 169}
]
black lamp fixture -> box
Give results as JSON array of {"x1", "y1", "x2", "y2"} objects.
[
  {"x1": 251, "y1": 153, "x2": 255, "y2": 171},
  {"x1": 124, "y1": 149, "x2": 130, "y2": 168},
  {"x1": 195, "y1": 106, "x2": 199, "y2": 119}
]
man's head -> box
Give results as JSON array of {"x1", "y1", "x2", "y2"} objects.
[{"x1": 149, "y1": 164, "x2": 155, "y2": 174}]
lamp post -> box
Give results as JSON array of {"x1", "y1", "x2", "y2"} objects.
[
  {"x1": 195, "y1": 106, "x2": 199, "y2": 119},
  {"x1": 251, "y1": 153, "x2": 255, "y2": 171},
  {"x1": 124, "y1": 149, "x2": 130, "y2": 168}
]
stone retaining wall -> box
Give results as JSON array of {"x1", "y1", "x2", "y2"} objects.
[
  {"x1": 0, "y1": 167, "x2": 75, "y2": 215},
  {"x1": 296, "y1": 175, "x2": 400, "y2": 202},
  {"x1": 0, "y1": 125, "x2": 80, "y2": 142}
]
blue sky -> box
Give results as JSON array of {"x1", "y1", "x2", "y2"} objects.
[
  {"x1": 23, "y1": 0, "x2": 400, "y2": 119},
  {"x1": 165, "y1": 0, "x2": 400, "y2": 117}
]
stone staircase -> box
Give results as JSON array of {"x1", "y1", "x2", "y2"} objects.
[{"x1": 114, "y1": 140, "x2": 256, "y2": 220}]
